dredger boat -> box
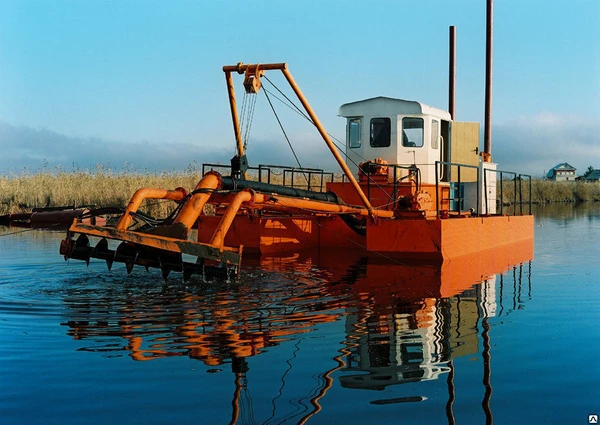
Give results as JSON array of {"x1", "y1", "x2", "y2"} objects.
[{"x1": 60, "y1": 62, "x2": 534, "y2": 280}]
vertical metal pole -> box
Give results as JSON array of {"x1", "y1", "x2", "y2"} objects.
[
  {"x1": 513, "y1": 176, "x2": 517, "y2": 216},
  {"x1": 393, "y1": 166, "x2": 398, "y2": 210},
  {"x1": 484, "y1": 169, "x2": 489, "y2": 215},
  {"x1": 225, "y1": 70, "x2": 247, "y2": 180},
  {"x1": 435, "y1": 162, "x2": 440, "y2": 216},
  {"x1": 499, "y1": 172, "x2": 503, "y2": 215},
  {"x1": 519, "y1": 176, "x2": 523, "y2": 215},
  {"x1": 483, "y1": 0, "x2": 494, "y2": 160},
  {"x1": 529, "y1": 177, "x2": 532, "y2": 214},
  {"x1": 225, "y1": 71, "x2": 244, "y2": 157},
  {"x1": 449, "y1": 26, "x2": 456, "y2": 120},
  {"x1": 457, "y1": 166, "x2": 462, "y2": 212},
  {"x1": 476, "y1": 165, "x2": 480, "y2": 215}
]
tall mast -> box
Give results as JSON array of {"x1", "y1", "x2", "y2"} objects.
[
  {"x1": 449, "y1": 25, "x2": 456, "y2": 120},
  {"x1": 483, "y1": 0, "x2": 494, "y2": 161}
]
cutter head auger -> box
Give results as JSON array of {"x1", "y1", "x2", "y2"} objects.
[
  {"x1": 59, "y1": 225, "x2": 242, "y2": 282},
  {"x1": 59, "y1": 171, "x2": 243, "y2": 282}
]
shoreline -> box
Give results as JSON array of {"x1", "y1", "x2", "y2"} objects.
[{"x1": 2, "y1": 171, "x2": 599, "y2": 216}]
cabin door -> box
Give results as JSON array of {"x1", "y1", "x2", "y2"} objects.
[{"x1": 440, "y1": 120, "x2": 450, "y2": 182}]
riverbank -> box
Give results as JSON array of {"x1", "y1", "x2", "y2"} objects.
[
  {"x1": 0, "y1": 169, "x2": 201, "y2": 217},
  {"x1": 2, "y1": 171, "x2": 599, "y2": 216},
  {"x1": 499, "y1": 178, "x2": 600, "y2": 205}
]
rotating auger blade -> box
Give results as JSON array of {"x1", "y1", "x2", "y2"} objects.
[
  {"x1": 60, "y1": 222, "x2": 242, "y2": 282},
  {"x1": 90, "y1": 238, "x2": 114, "y2": 270}
]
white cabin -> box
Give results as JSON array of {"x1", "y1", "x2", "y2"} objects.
[
  {"x1": 339, "y1": 96, "x2": 497, "y2": 213},
  {"x1": 339, "y1": 97, "x2": 452, "y2": 183}
]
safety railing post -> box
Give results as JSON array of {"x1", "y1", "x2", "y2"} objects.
[
  {"x1": 435, "y1": 161, "x2": 440, "y2": 217},
  {"x1": 519, "y1": 175, "x2": 523, "y2": 215},
  {"x1": 513, "y1": 176, "x2": 517, "y2": 216},
  {"x1": 456, "y1": 165, "x2": 462, "y2": 213},
  {"x1": 367, "y1": 169, "x2": 371, "y2": 201},
  {"x1": 476, "y1": 164, "x2": 480, "y2": 215},
  {"x1": 393, "y1": 166, "x2": 398, "y2": 210},
  {"x1": 499, "y1": 171, "x2": 503, "y2": 215},
  {"x1": 484, "y1": 168, "x2": 489, "y2": 215},
  {"x1": 528, "y1": 176, "x2": 532, "y2": 214}
]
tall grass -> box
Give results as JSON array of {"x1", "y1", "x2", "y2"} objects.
[
  {"x1": 2, "y1": 168, "x2": 599, "y2": 217},
  {"x1": 499, "y1": 178, "x2": 600, "y2": 205},
  {"x1": 0, "y1": 165, "x2": 202, "y2": 217}
]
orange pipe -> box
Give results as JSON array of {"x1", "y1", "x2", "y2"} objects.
[
  {"x1": 210, "y1": 190, "x2": 253, "y2": 248},
  {"x1": 173, "y1": 172, "x2": 221, "y2": 231},
  {"x1": 260, "y1": 194, "x2": 394, "y2": 218},
  {"x1": 116, "y1": 187, "x2": 188, "y2": 231},
  {"x1": 209, "y1": 191, "x2": 394, "y2": 218}
]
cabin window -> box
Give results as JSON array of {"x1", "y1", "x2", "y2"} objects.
[
  {"x1": 402, "y1": 117, "x2": 424, "y2": 147},
  {"x1": 348, "y1": 118, "x2": 361, "y2": 148},
  {"x1": 370, "y1": 117, "x2": 391, "y2": 147},
  {"x1": 431, "y1": 119, "x2": 439, "y2": 149}
]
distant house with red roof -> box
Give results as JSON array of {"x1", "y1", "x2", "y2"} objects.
[{"x1": 546, "y1": 163, "x2": 576, "y2": 181}]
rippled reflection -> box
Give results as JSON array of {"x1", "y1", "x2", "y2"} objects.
[
  {"x1": 56, "y1": 240, "x2": 533, "y2": 423},
  {"x1": 61, "y1": 261, "x2": 347, "y2": 364}
]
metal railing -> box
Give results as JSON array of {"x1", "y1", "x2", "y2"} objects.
[
  {"x1": 435, "y1": 161, "x2": 481, "y2": 216},
  {"x1": 257, "y1": 164, "x2": 335, "y2": 192},
  {"x1": 358, "y1": 163, "x2": 421, "y2": 210},
  {"x1": 202, "y1": 160, "x2": 533, "y2": 216},
  {"x1": 202, "y1": 163, "x2": 260, "y2": 179},
  {"x1": 484, "y1": 169, "x2": 532, "y2": 215},
  {"x1": 201, "y1": 163, "x2": 338, "y2": 193}
]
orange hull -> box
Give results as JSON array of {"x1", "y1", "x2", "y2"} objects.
[
  {"x1": 197, "y1": 213, "x2": 534, "y2": 260},
  {"x1": 366, "y1": 214, "x2": 534, "y2": 260},
  {"x1": 197, "y1": 214, "x2": 365, "y2": 255}
]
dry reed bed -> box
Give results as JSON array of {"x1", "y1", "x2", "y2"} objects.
[
  {"x1": 0, "y1": 170, "x2": 202, "y2": 217},
  {"x1": 2, "y1": 171, "x2": 599, "y2": 216},
  {"x1": 499, "y1": 179, "x2": 600, "y2": 205}
]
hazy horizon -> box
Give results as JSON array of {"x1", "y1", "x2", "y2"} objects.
[{"x1": 1, "y1": 0, "x2": 598, "y2": 178}]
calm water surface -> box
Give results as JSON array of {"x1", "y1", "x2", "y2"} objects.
[{"x1": 1, "y1": 204, "x2": 599, "y2": 424}]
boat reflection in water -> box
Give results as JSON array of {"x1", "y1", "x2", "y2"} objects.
[
  {"x1": 335, "y1": 240, "x2": 534, "y2": 392},
  {"x1": 61, "y1": 239, "x2": 533, "y2": 422}
]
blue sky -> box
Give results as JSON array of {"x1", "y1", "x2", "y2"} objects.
[{"x1": 0, "y1": 0, "x2": 598, "y2": 176}]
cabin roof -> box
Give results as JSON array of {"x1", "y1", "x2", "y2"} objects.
[
  {"x1": 338, "y1": 96, "x2": 451, "y2": 121},
  {"x1": 546, "y1": 162, "x2": 577, "y2": 178}
]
